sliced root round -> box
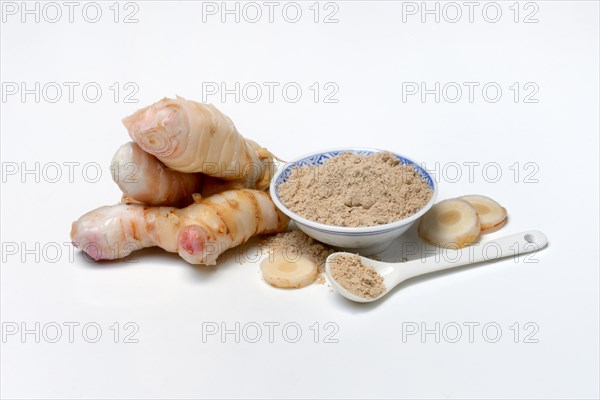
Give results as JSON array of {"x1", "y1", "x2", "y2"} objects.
[
  {"x1": 418, "y1": 198, "x2": 481, "y2": 249},
  {"x1": 260, "y1": 253, "x2": 317, "y2": 288},
  {"x1": 460, "y1": 195, "x2": 507, "y2": 233}
]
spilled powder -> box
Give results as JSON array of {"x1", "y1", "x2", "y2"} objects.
[
  {"x1": 330, "y1": 254, "x2": 385, "y2": 299},
  {"x1": 261, "y1": 230, "x2": 334, "y2": 284},
  {"x1": 278, "y1": 152, "x2": 432, "y2": 227}
]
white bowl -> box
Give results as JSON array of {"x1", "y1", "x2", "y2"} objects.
[{"x1": 270, "y1": 148, "x2": 438, "y2": 255}]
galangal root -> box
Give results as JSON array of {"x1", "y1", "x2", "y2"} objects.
[
  {"x1": 73, "y1": 97, "x2": 286, "y2": 266},
  {"x1": 122, "y1": 96, "x2": 275, "y2": 190},
  {"x1": 71, "y1": 189, "x2": 289, "y2": 265},
  {"x1": 112, "y1": 142, "x2": 251, "y2": 207}
]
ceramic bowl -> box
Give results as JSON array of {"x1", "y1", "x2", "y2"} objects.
[{"x1": 270, "y1": 148, "x2": 438, "y2": 255}]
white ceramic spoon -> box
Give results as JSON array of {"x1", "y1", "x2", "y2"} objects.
[{"x1": 325, "y1": 230, "x2": 548, "y2": 303}]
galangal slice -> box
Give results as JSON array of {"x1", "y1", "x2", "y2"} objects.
[
  {"x1": 418, "y1": 198, "x2": 481, "y2": 249},
  {"x1": 260, "y1": 254, "x2": 318, "y2": 288},
  {"x1": 460, "y1": 195, "x2": 507, "y2": 233}
]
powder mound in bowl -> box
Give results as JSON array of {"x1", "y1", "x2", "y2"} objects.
[
  {"x1": 278, "y1": 152, "x2": 433, "y2": 227},
  {"x1": 329, "y1": 254, "x2": 385, "y2": 299}
]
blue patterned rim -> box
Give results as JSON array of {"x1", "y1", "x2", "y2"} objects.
[{"x1": 270, "y1": 148, "x2": 438, "y2": 235}]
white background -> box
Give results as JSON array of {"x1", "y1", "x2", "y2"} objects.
[{"x1": 1, "y1": 1, "x2": 599, "y2": 398}]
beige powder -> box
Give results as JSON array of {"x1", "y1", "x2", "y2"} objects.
[
  {"x1": 330, "y1": 254, "x2": 385, "y2": 299},
  {"x1": 261, "y1": 230, "x2": 334, "y2": 283},
  {"x1": 278, "y1": 152, "x2": 432, "y2": 227}
]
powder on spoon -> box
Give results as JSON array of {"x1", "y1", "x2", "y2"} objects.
[
  {"x1": 278, "y1": 152, "x2": 432, "y2": 227},
  {"x1": 330, "y1": 254, "x2": 386, "y2": 299}
]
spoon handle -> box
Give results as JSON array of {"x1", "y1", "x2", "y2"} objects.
[{"x1": 396, "y1": 230, "x2": 548, "y2": 281}]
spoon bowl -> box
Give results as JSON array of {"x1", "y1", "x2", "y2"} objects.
[{"x1": 325, "y1": 230, "x2": 548, "y2": 303}]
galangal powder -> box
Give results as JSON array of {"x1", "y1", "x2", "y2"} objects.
[
  {"x1": 330, "y1": 254, "x2": 385, "y2": 299},
  {"x1": 278, "y1": 152, "x2": 432, "y2": 227}
]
